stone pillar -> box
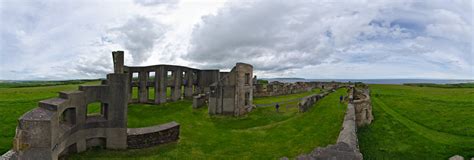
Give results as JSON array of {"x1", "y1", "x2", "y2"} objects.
[
  {"x1": 154, "y1": 68, "x2": 160, "y2": 104},
  {"x1": 105, "y1": 73, "x2": 128, "y2": 149},
  {"x1": 138, "y1": 71, "x2": 148, "y2": 103},
  {"x1": 128, "y1": 72, "x2": 133, "y2": 103},
  {"x1": 184, "y1": 70, "x2": 193, "y2": 99},
  {"x1": 171, "y1": 69, "x2": 182, "y2": 101},
  {"x1": 157, "y1": 67, "x2": 167, "y2": 103},
  {"x1": 112, "y1": 51, "x2": 124, "y2": 74}
]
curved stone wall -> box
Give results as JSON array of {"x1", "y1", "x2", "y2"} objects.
[
  {"x1": 6, "y1": 72, "x2": 129, "y2": 160},
  {"x1": 127, "y1": 122, "x2": 180, "y2": 149}
]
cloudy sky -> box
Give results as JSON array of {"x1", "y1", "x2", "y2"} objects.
[{"x1": 0, "y1": 0, "x2": 472, "y2": 80}]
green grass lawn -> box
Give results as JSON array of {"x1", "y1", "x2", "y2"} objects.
[
  {"x1": 69, "y1": 89, "x2": 347, "y2": 159},
  {"x1": 253, "y1": 88, "x2": 323, "y2": 105},
  {"x1": 252, "y1": 89, "x2": 325, "y2": 111},
  {"x1": 358, "y1": 84, "x2": 474, "y2": 159},
  {"x1": 0, "y1": 81, "x2": 346, "y2": 159}
]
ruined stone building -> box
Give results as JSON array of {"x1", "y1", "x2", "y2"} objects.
[
  {"x1": 208, "y1": 63, "x2": 254, "y2": 116},
  {"x1": 253, "y1": 81, "x2": 313, "y2": 97},
  {"x1": 121, "y1": 53, "x2": 254, "y2": 116},
  {"x1": 2, "y1": 50, "x2": 253, "y2": 160}
]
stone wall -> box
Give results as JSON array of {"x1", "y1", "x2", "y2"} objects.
[
  {"x1": 298, "y1": 91, "x2": 331, "y2": 112},
  {"x1": 352, "y1": 87, "x2": 373, "y2": 127},
  {"x1": 254, "y1": 81, "x2": 313, "y2": 97},
  {"x1": 125, "y1": 64, "x2": 218, "y2": 104},
  {"x1": 127, "y1": 122, "x2": 180, "y2": 149},
  {"x1": 288, "y1": 85, "x2": 371, "y2": 160},
  {"x1": 294, "y1": 104, "x2": 363, "y2": 160}
]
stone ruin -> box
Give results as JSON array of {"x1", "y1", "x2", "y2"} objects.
[
  {"x1": 351, "y1": 85, "x2": 374, "y2": 127},
  {"x1": 123, "y1": 52, "x2": 253, "y2": 116},
  {"x1": 254, "y1": 81, "x2": 312, "y2": 97},
  {"x1": 253, "y1": 80, "x2": 344, "y2": 98},
  {"x1": 1, "y1": 51, "x2": 253, "y2": 160},
  {"x1": 208, "y1": 63, "x2": 254, "y2": 116},
  {"x1": 290, "y1": 85, "x2": 373, "y2": 160}
]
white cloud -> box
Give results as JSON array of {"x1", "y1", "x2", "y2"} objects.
[
  {"x1": 186, "y1": 0, "x2": 472, "y2": 79},
  {"x1": 0, "y1": 0, "x2": 472, "y2": 80}
]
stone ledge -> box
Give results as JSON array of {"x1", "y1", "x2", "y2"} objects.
[
  {"x1": 127, "y1": 121, "x2": 180, "y2": 149},
  {"x1": 0, "y1": 150, "x2": 18, "y2": 160}
]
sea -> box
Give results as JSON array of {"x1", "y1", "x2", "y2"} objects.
[{"x1": 266, "y1": 79, "x2": 474, "y2": 84}]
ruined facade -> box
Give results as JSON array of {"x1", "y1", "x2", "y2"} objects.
[
  {"x1": 123, "y1": 54, "x2": 254, "y2": 116},
  {"x1": 253, "y1": 81, "x2": 313, "y2": 97},
  {"x1": 125, "y1": 64, "x2": 219, "y2": 104},
  {"x1": 208, "y1": 63, "x2": 254, "y2": 116}
]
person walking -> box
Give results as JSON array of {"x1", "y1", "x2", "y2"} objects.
[
  {"x1": 339, "y1": 95, "x2": 343, "y2": 103},
  {"x1": 275, "y1": 103, "x2": 280, "y2": 112}
]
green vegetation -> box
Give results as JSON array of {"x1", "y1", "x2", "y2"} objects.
[
  {"x1": 70, "y1": 89, "x2": 347, "y2": 159},
  {"x1": 253, "y1": 89, "x2": 323, "y2": 111},
  {"x1": 253, "y1": 88, "x2": 322, "y2": 105},
  {"x1": 358, "y1": 84, "x2": 474, "y2": 159},
  {"x1": 2, "y1": 80, "x2": 473, "y2": 159},
  {"x1": 0, "y1": 80, "x2": 100, "y2": 88},
  {"x1": 87, "y1": 102, "x2": 102, "y2": 115},
  {"x1": 257, "y1": 79, "x2": 269, "y2": 84},
  {"x1": 404, "y1": 83, "x2": 474, "y2": 88},
  {"x1": 0, "y1": 80, "x2": 100, "y2": 153},
  {"x1": 0, "y1": 80, "x2": 345, "y2": 159}
]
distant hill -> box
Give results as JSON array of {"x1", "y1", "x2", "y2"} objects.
[{"x1": 262, "y1": 78, "x2": 306, "y2": 83}]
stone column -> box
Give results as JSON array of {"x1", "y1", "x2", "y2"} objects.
[
  {"x1": 154, "y1": 68, "x2": 160, "y2": 104},
  {"x1": 184, "y1": 70, "x2": 193, "y2": 99},
  {"x1": 105, "y1": 73, "x2": 128, "y2": 149},
  {"x1": 112, "y1": 51, "x2": 124, "y2": 74},
  {"x1": 138, "y1": 71, "x2": 148, "y2": 103},
  {"x1": 157, "y1": 67, "x2": 167, "y2": 103},
  {"x1": 128, "y1": 72, "x2": 133, "y2": 103},
  {"x1": 171, "y1": 69, "x2": 182, "y2": 101}
]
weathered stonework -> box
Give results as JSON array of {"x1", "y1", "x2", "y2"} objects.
[
  {"x1": 254, "y1": 81, "x2": 313, "y2": 97},
  {"x1": 125, "y1": 60, "x2": 254, "y2": 116},
  {"x1": 290, "y1": 84, "x2": 372, "y2": 160},
  {"x1": 351, "y1": 87, "x2": 373, "y2": 127},
  {"x1": 295, "y1": 103, "x2": 363, "y2": 160},
  {"x1": 208, "y1": 63, "x2": 254, "y2": 116},
  {"x1": 298, "y1": 91, "x2": 331, "y2": 112},
  {"x1": 1, "y1": 51, "x2": 180, "y2": 160},
  {"x1": 127, "y1": 122, "x2": 180, "y2": 149}
]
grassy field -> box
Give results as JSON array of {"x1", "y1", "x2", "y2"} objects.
[
  {"x1": 0, "y1": 81, "x2": 101, "y2": 153},
  {"x1": 0, "y1": 81, "x2": 345, "y2": 159},
  {"x1": 70, "y1": 88, "x2": 347, "y2": 159},
  {"x1": 253, "y1": 89, "x2": 323, "y2": 105},
  {"x1": 358, "y1": 84, "x2": 474, "y2": 159}
]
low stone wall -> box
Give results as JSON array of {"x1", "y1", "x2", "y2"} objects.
[
  {"x1": 192, "y1": 94, "x2": 207, "y2": 108},
  {"x1": 298, "y1": 91, "x2": 330, "y2": 112},
  {"x1": 127, "y1": 121, "x2": 180, "y2": 149},
  {"x1": 294, "y1": 103, "x2": 363, "y2": 160},
  {"x1": 287, "y1": 86, "x2": 371, "y2": 160},
  {"x1": 0, "y1": 150, "x2": 17, "y2": 160}
]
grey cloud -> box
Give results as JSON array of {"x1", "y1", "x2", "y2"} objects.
[
  {"x1": 185, "y1": 0, "x2": 472, "y2": 78},
  {"x1": 134, "y1": 0, "x2": 175, "y2": 6},
  {"x1": 109, "y1": 16, "x2": 165, "y2": 64},
  {"x1": 185, "y1": 0, "x2": 376, "y2": 71}
]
